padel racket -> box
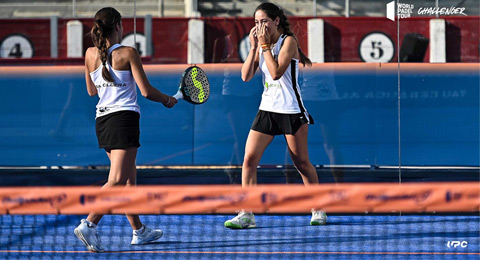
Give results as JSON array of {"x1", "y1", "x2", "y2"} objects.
[{"x1": 173, "y1": 66, "x2": 210, "y2": 104}]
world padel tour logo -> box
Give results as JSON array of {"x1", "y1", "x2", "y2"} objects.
[
  {"x1": 387, "y1": 1, "x2": 414, "y2": 21},
  {"x1": 386, "y1": 1, "x2": 467, "y2": 21}
]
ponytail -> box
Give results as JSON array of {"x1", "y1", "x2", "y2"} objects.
[
  {"x1": 90, "y1": 7, "x2": 122, "y2": 82},
  {"x1": 277, "y1": 11, "x2": 312, "y2": 67}
]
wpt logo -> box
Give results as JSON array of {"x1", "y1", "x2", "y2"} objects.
[
  {"x1": 386, "y1": 1, "x2": 396, "y2": 21},
  {"x1": 386, "y1": 1, "x2": 414, "y2": 21},
  {"x1": 387, "y1": 1, "x2": 468, "y2": 20},
  {"x1": 447, "y1": 241, "x2": 468, "y2": 248}
]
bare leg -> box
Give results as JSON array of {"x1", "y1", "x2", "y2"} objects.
[
  {"x1": 286, "y1": 124, "x2": 327, "y2": 224},
  {"x1": 285, "y1": 124, "x2": 319, "y2": 185},
  {"x1": 320, "y1": 124, "x2": 344, "y2": 183},
  {"x1": 86, "y1": 147, "x2": 142, "y2": 230},
  {"x1": 242, "y1": 130, "x2": 274, "y2": 187},
  {"x1": 125, "y1": 160, "x2": 142, "y2": 230}
]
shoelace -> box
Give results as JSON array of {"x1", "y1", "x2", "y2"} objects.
[
  {"x1": 134, "y1": 228, "x2": 146, "y2": 236},
  {"x1": 232, "y1": 214, "x2": 245, "y2": 221}
]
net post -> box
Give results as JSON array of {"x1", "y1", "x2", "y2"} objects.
[
  {"x1": 145, "y1": 15, "x2": 153, "y2": 57},
  {"x1": 50, "y1": 16, "x2": 58, "y2": 58}
]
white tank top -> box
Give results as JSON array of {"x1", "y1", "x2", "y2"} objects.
[
  {"x1": 90, "y1": 44, "x2": 140, "y2": 118},
  {"x1": 258, "y1": 34, "x2": 308, "y2": 116}
]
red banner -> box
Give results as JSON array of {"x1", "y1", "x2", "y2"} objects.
[{"x1": 0, "y1": 17, "x2": 478, "y2": 63}]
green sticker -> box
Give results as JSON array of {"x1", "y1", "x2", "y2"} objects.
[{"x1": 191, "y1": 67, "x2": 205, "y2": 102}]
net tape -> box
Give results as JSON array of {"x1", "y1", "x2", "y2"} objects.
[{"x1": 1, "y1": 183, "x2": 478, "y2": 215}]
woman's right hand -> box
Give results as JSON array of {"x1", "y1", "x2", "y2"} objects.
[
  {"x1": 163, "y1": 95, "x2": 177, "y2": 108},
  {"x1": 249, "y1": 26, "x2": 258, "y2": 50}
]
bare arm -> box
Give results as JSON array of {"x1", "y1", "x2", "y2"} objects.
[
  {"x1": 128, "y1": 48, "x2": 177, "y2": 108},
  {"x1": 241, "y1": 27, "x2": 260, "y2": 82},
  {"x1": 84, "y1": 48, "x2": 98, "y2": 97},
  {"x1": 262, "y1": 36, "x2": 297, "y2": 80}
]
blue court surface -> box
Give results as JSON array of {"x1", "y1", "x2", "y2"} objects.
[{"x1": 1, "y1": 214, "x2": 478, "y2": 259}]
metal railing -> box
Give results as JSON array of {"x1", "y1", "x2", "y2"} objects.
[
  {"x1": 0, "y1": 0, "x2": 477, "y2": 18},
  {"x1": 0, "y1": 0, "x2": 185, "y2": 18}
]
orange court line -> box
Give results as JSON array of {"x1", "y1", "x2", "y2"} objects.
[
  {"x1": 1, "y1": 250, "x2": 479, "y2": 255},
  {"x1": 0, "y1": 63, "x2": 478, "y2": 74}
]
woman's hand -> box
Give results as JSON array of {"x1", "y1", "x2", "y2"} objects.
[
  {"x1": 249, "y1": 26, "x2": 258, "y2": 50},
  {"x1": 257, "y1": 22, "x2": 270, "y2": 46},
  {"x1": 163, "y1": 95, "x2": 177, "y2": 108}
]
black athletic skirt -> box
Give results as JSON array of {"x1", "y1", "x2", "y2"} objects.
[
  {"x1": 95, "y1": 110, "x2": 140, "y2": 150},
  {"x1": 251, "y1": 110, "x2": 314, "y2": 136}
]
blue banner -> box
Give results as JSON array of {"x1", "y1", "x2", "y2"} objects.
[{"x1": 0, "y1": 64, "x2": 478, "y2": 167}]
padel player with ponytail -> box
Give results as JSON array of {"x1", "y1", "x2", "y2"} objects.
[
  {"x1": 74, "y1": 7, "x2": 177, "y2": 252},
  {"x1": 224, "y1": 2, "x2": 327, "y2": 229}
]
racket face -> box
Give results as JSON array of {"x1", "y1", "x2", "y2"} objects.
[{"x1": 180, "y1": 66, "x2": 210, "y2": 104}]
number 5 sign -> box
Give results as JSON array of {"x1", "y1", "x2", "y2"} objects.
[
  {"x1": 0, "y1": 34, "x2": 34, "y2": 58},
  {"x1": 359, "y1": 32, "x2": 395, "y2": 63}
]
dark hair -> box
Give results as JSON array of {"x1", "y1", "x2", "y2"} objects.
[
  {"x1": 90, "y1": 7, "x2": 122, "y2": 82},
  {"x1": 255, "y1": 3, "x2": 312, "y2": 67}
]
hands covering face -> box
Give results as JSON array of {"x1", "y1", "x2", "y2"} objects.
[
  {"x1": 255, "y1": 22, "x2": 270, "y2": 45},
  {"x1": 249, "y1": 21, "x2": 272, "y2": 49}
]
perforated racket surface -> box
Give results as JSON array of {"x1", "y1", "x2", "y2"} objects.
[{"x1": 173, "y1": 66, "x2": 210, "y2": 104}]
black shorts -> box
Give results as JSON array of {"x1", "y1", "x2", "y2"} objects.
[
  {"x1": 251, "y1": 110, "x2": 314, "y2": 136},
  {"x1": 95, "y1": 110, "x2": 140, "y2": 150}
]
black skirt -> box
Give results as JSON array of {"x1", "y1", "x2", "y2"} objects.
[
  {"x1": 95, "y1": 110, "x2": 140, "y2": 150},
  {"x1": 251, "y1": 110, "x2": 314, "y2": 136}
]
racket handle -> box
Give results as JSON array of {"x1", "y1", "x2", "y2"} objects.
[{"x1": 173, "y1": 91, "x2": 183, "y2": 100}]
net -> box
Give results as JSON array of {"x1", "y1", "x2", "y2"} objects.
[{"x1": 1, "y1": 183, "x2": 479, "y2": 259}]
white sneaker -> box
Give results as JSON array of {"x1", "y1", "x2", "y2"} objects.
[
  {"x1": 224, "y1": 211, "x2": 256, "y2": 229},
  {"x1": 131, "y1": 225, "x2": 163, "y2": 245},
  {"x1": 310, "y1": 210, "x2": 327, "y2": 225},
  {"x1": 74, "y1": 219, "x2": 105, "y2": 252}
]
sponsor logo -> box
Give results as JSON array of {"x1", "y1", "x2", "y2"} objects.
[
  {"x1": 445, "y1": 191, "x2": 480, "y2": 202},
  {"x1": 182, "y1": 193, "x2": 246, "y2": 205},
  {"x1": 338, "y1": 89, "x2": 468, "y2": 101},
  {"x1": 261, "y1": 192, "x2": 277, "y2": 204},
  {"x1": 147, "y1": 192, "x2": 167, "y2": 202},
  {"x1": 447, "y1": 241, "x2": 468, "y2": 248},
  {"x1": 95, "y1": 82, "x2": 127, "y2": 88},
  {"x1": 79, "y1": 194, "x2": 131, "y2": 205},
  {"x1": 2, "y1": 194, "x2": 67, "y2": 207},
  {"x1": 329, "y1": 190, "x2": 349, "y2": 201},
  {"x1": 418, "y1": 7, "x2": 467, "y2": 17},
  {"x1": 265, "y1": 82, "x2": 280, "y2": 89},
  {"x1": 445, "y1": 191, "x2": 462, "y2": 202},
  {"x1": 397, "y1": 2, "x2": 415, "y2": 19},
  {"x1": 365, "y1": 190, "x2": 431, "y2": 203},
  {"x1": 79, "y1": 194, "x2": 96, "y2": 205},
  {"x1": 387, "y1": 1, "x2": 414, "y2": 21},
  {"x1": 261, "y1": 192, "x2": 313, "y2": 204},
  {"x1": 387, "y1": 1, "x2": 467, "y2": 21},
  {"x1": 386, "y1": 1, "x2": 396, "y2": 21}
]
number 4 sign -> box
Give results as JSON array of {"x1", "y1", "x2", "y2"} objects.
[{"x1": 0, "y1": 34, "x2": 34, "y2": 58}]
